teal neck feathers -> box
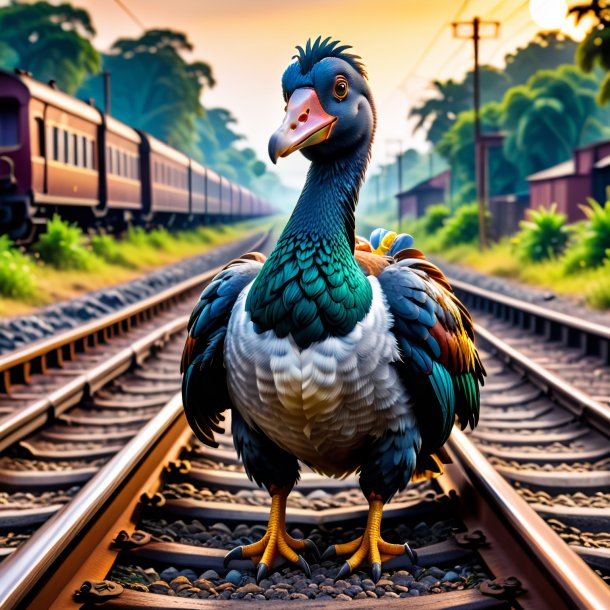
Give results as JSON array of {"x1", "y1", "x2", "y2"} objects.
[{"x1": 246, "y1": 151, "x2": 372, "y2": 349}]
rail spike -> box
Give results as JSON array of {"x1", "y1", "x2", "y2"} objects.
[{"x1": 74, "y1": 580, "x2": 124, "y2": 602}]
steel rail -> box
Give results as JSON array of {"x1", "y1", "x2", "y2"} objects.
[
  {"x1": 0, "y1": 231, "x2": 270, "y2": 451},
  {"x1": 475, "y1": 323, "x2": 610, "y2": 437},
  {"x1": 447, "y1": 429, "x2": 610, "y2": 610},
  {"x1": 450, "y1": 277, "x2": 610, "y2": 342},
  {"x1": 0, "y1": 394, "x2": 184, "y2": 610},
  {"x1": 0, "y1": 230, "x2": 270, "y2": 393}
]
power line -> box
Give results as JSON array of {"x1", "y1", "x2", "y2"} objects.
[
  {"x1": 112, "y1": 0, "x2": 146, "y2": 30},
  {"x1": 394, "y1": 0, "x2": 471, "y2": 94}
]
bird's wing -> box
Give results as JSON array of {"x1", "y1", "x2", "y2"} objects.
[
  {"x1": 378, "y1": 248, "x2": 485, "y2": 456},
  {"x1": 181, "y1": 253, "x2": 265, "y2": 447}
]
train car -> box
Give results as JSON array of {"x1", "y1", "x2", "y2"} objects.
[
  {"x1": 220, "y1": 176, "x2": 233, "y2": 219},
  {"x1": 139, "y1": 132, "x2": 189, "y2": 220},
  {"x1": 0, "y1": 69, "x2": 273, "y2": 239},
  {"x1": 205, "y1": 168, "x2": 222, "y2": 217},
  {"x1": 240, "y1": 187, "x2": 252, "y2": 217},
  {"x1": 103, "y1": 116, "x2": 142, "y2": 215},
  {"x1": 0, "y1": 70, "x2": 102, "y2": 239},
  {"x1": 231, "y1": 183, "x2": 241, "y2": 217},
  {"x1": 190, "y1": 159, "x2": 206, "y2": 217}
]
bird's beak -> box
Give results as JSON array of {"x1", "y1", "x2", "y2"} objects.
[{"x1": 268, "y1": 88, "x2": 337, "y2": 163}]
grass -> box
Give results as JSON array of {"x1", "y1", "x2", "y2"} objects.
[{"x1": 0, "y1": 218, "x2": 276, "y2": 317}]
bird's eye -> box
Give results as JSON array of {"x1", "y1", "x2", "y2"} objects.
[{"x1": 334, "y1": 77, "x2": 348, "y2": 101}]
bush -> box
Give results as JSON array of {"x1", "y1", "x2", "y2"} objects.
[
  {"x1": 0, "y1": 237, "x2": 36, "y2": 299},
  {"x1": 422, "y1": 204, "x2": 451, "y2": 235},
  {"x1": 513, "y1": 204, "x2": 569, "y2": 262},
  {"x1": 124, "y1": 226, "x2": 149, "y2": 248},
  {"x1": 146, "y1": 228, "x2": 172, "y2": 250},
  {"x1": 34, "y1": 215, "x2": 98, "y2": 270},
  {"x1": 90, "y1": 234, "x2": 136, "y2": 268},
  {"x1": 563, "y1": 199, "x2": 610, "y2": 272},
  {"x1": 439, "y1": 203, "x2": 490, "y2": 247}
]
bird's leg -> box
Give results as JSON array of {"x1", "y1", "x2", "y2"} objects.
[
  {"x1": 322, "y1": 494, "x2": 417, "y2": 582},
  {"x1": 224, "y1": 484, "x2": 319, "y2": 582}
]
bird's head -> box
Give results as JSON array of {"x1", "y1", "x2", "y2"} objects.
[{"x1": 269, "y1": 37, "x2": 376, "y2": 165}]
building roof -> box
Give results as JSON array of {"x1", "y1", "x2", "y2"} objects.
[
  {"x1": 594, "y1": 154, "x2": 610, "y2": 169},
  {"x1": 396, "y1": 169, "x2": 450, "y2": 198},
  {"x1": 527, "y1": 160, "x2": 574, "y2": 182}
]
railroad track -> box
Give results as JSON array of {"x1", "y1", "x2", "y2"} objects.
[
  {"x1": 0, "y1": 231, "x2": 270, "y2": 556},
  {"x1": 0, "y1": 250, "x2": 608, "y2": 608},
  {"x1": 450, "y1": 278, "x2": 610, "y2": 585}
]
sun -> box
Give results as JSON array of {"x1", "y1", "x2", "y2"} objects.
[
  {"x1": 528, "y1": 0, "x2": 594, "y2": 41},
  {"x1": 529, "y1": 0, "x2": 568, "y2": 30}
]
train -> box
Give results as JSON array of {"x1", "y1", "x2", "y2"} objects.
[{"x1": 0, "y1": 69, "x2": 273, "y2": 241}]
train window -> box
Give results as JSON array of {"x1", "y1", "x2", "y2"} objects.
[
  {"x1": 73, "y1": 133, "x2": 79, "y2": 166},
  {"x1": 63, "y1": 130, "x2": 70, "y2": 164},
  {"x1": 0, "y1": 99, "x2": 19, "y2": 148},
  {"x1": 108, "y1": 146, "x2": 113, "y2": 174},
  {"x1": 134, "y1": 157, "x2": 139, "y2": 179},
  {"x1": 52, "y1": 126, "x2": 60, "y2": 161},
  {"x1": 122, "y1": 152, "x2": 128, "y2": 178},
  {"x1": 81, "y1": 135, "x2": 88, "y2": 169},
  {"x1": 33, "y1": 117, "x2": 44, "y2": 157}
]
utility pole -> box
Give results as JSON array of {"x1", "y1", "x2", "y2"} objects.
[
  {"x1": 386, "y1": 139, "x2": 403, "y2": 232},
  {"x1": 103, "y1": 71, "x2": 111, "y2": 116},
  {"x1": 452, "y1": 17, "x2": 499, "y2": 250}
]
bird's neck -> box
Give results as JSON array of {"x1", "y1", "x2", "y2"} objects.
[
  {"x1": 246, "y1": 149, "x2": 373, "y2": 349},
  {"x1": 283, "y1": 150, "x2": 368, "y2": 248}
]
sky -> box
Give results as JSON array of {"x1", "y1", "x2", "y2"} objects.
[{"x1": 14, "y1": 0, "x2": 593, "y2": 188}]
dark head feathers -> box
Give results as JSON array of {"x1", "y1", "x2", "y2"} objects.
[{"x1": 293, "y1": 36, "x2": 367, "y2": 79}]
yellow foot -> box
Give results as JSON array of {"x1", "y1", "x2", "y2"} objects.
[
  {"x1": 223, "y1": 489, "x2": 319, "y2": 583},
  {"x1": 321, "y1": 498, "x2": 417, "y2": 583}
]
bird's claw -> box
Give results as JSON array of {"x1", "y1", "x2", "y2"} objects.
[
  {"x1": 371, "y1": 562, "x2": 381, "y2": 583},
  {"x1": 297, "y1": 555, "x2": 311, "y2": 578},
  {"x1": 303, "y1": 538, "x2": 320, "y2": 562},
  {"x1": 321, "y1": 545, "x2": 336, "y2": 561},
  {"x1": 256, "y1": 563, "x2": 269, "y2": 584},
  {"x1": 335, "y1": 561, "x2": 351, "y2": 581},
  {"x1": 223, "y1": 546, "x2": 243, "y2": 568},
  {"x1": 404, "y1": 542, "x2": 417, "y2": 565}
]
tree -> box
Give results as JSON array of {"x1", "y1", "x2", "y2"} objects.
[
  {"x1": 79, "y1": 29, "x2": 215, "y2": 157},
  {"x1": 409, "y1": 67, "x2": 511, "y2": 146},
  {"x1": 0, "y1": 1, "x2": 100, "y2": 93},
  {"x1": 410, "y1": 33, "x2": 577, "y2": 147},
  {"x1": 503, "y1": 32, "x2": 578, "y2": 85},
  {"x1": 437, "y1": 103, "x2": 520, "y2": 204},
  {"x1": 500, "y1": 65, "x2": 610, "y2": 177}
]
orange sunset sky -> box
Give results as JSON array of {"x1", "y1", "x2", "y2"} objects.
[{"x1": 7, "y1": 0, "x2": 593, "y2": 188}]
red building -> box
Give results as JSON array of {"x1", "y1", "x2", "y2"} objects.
[
  {"x1": 528, "y1": 140, "x2": 610, "y2": 222},
  {"x1": 396, "y1": 170, "x2": 451, "y2": 219}
]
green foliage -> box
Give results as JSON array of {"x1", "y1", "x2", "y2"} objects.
[
  {"x1": 587, "y1": 264, "x2": 610, "y2": 308},
  {"x1": 564, "y1": 199, "x2": 610, "y2": 272},
  {"x1": 422, "y1": 204, "x2": 451, "y2": 234},
  {"x1": 0, "y1": 236, "x2": 36, "y2": 299},
  {"x1": 79, "y1": 29, "x2": 213, "y2": 158},
  {"x1": 437, "y1": 103, "x2": 519, "y2": 204},
  {"x1": 438, "y1": 203, "x2": 490, "y2": 247},
  {"x1": 34, "y1": 215, "x2": 97, "y2": 270},
  {"x1": 410, "y1": 33, "x2": 577, "y2": 147},
  {"x1": 90, "y1": 234, "x2": 136, "y2": 268},
  {"x1": 500, "y1": 65, "x2": 610, "y2": 178},
  {"x1": 513, "y1": 204, "x2": 569, "y2": 261},
  {"x1": 0, "y1": 1, "x2": 100, "y2": 93}
]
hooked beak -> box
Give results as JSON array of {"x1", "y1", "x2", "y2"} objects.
[{"x1": 268, "y1": 88, "x2": 337, "y2": 163}]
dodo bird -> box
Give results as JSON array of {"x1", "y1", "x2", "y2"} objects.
[{"x1": 181, "y1": 37, "x2": 485, "y2": 583}]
